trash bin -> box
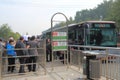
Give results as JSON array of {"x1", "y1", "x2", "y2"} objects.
[
  {"x1": 89, "y1": 59, "x2": 100, "y2": 79},
  {"x1": 83, "y1": 54, "x2": 96, "y2": 80}
]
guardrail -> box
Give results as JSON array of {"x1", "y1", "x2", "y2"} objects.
[
  {"x1": 69, "y1": 45, "x2": 120, "y2": 80},
  {"x1": 0, "y1": 39, "x2": 46, "y2": 79},
  {"x1": 1, "y1": 42, "x2": 120, "y2": 80}
]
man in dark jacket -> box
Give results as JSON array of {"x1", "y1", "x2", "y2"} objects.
[
  {"x1": 15, "y1": 36, "x2": 27, "y2": 73},
  {"x1": 27, "y1": 36, "x2": 38, "y2": 72},
  {"x1": 46, "y1": 38, "x2": 52, "y2": 62}
]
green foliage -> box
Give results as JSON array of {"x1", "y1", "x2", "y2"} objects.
[
  {"x1": 0, "y1": 24, "x2": 21, "y2": 40},
  {"x1": 74, "y1": 0, "x2": 113, "y2": 23},
  {"x1": 67, "y1": 17, "x2": 75, "y2": 24},
  {"x1": 107, "y1": 0, "x2": 120, "y2": 30}
]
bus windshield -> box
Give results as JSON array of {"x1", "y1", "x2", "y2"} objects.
[{"x1": 87, "y1": 28, "x2": 117, "y2": 47}]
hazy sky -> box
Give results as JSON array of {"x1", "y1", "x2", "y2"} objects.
[{"x1": 0, "y1": 0, "x2": 105, "y2": 35}]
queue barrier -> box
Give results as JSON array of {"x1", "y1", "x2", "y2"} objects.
[
  {"x1": 1, "y1": 42, "x2": 120, "y2": 80},
  {"x1": 0, "y1": 39, "x2": 46, "y2": 79}
]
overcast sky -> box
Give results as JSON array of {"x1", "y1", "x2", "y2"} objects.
[{"x1": 0, "y1": 0, "x2": 105, "y2": 35}]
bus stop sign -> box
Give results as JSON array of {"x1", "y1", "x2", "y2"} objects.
[{"x1": 52, "y1": 32, "x2": 67, "y2": 51}]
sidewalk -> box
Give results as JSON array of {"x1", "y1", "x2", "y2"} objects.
[
  {"x1": 3, "y1": 67, "x2": 85, "y2": 80},
  {"x1": 2, "y1": 61, "x2": 108, "y2": 80},
  {"x1": 2, "y1": 62, "x2": 86, "y2": 80}
]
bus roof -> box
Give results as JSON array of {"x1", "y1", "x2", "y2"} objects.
[
  {"x1": 80, "y1": 21, "x2": 115, "y2": 24},
  {"x1": 42, "y1": 21, "x2": 116, "y2": 34},
  {"x1": 42, "y1": 23, "x2": 77, "y2": 34}
]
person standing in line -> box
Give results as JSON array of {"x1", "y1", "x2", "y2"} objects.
[
  {"x1": 27, "y1": 36, "x2": 38, "y2": 72},
  {"x1": 46, "y1": 38, "x2": 52, "y2": 62},
  {"x1": 6, "y1": 39, "x2": 16, "y2": 73},
  {"x1": 15, "y1": 36, "x2": 27, "y2": 73}
]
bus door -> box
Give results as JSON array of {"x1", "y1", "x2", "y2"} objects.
[
  {"x1": 76, "y1": 28, "x2": 84, "y2": 45},
  {"x1": 86, "y1": 28, "x2": 103, "y2": 46}
]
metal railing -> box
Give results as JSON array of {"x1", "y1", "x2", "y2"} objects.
[
  {"x1": 69, "y1": 45, "x2": 120, "y2": 80},
  {"x1": 0, "y1": 39, "x2": 46, "y2": 79},
  {"x1": 1, "y1": 41, "x2": 120, "y2": 80}
]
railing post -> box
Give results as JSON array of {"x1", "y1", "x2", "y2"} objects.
[
  {"x1": 78, "y1": 51, "x2": 81, "y2": 71},
  {"x1": 106, "y1": 49, "x2": 109, "y2": 80},
  {"x1": 69, "y1": 46, "x2": 72, "y2": 68},
  {"x1": 44, "y1": 39, "x2": 47, "y2": 75},
  {"x1": 117, "y1": 57, "x2": 120, "y2": 80}
]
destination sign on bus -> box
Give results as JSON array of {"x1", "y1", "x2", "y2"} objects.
[{"x1": 93, "y1": 23, "x2": 115, "y2": 28}]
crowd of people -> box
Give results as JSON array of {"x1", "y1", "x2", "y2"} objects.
[{"x1": 0, "y1": 36, "x2": 39, "y2": 74}]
